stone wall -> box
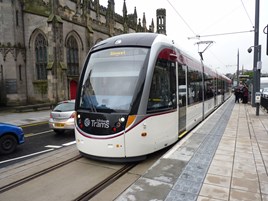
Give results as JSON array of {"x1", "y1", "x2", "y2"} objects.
[{"x1": 0, "y1": 0, "x2": 155, "y2": 106}]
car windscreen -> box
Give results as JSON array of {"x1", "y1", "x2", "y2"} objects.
[{"x1": 53, "y1": 102, "x2": 75, "y2": 112}]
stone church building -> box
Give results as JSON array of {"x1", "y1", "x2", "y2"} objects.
[{"x1": 0, "y1": 0, "x2": 166, "y2": 106}]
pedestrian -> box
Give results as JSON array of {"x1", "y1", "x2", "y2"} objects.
[
  {"x1": 235, "y1": 88, "x2": 240, "y2": 103},
  {"x1": 242, "y1": 84, "x2": 249, "y2": 104}
]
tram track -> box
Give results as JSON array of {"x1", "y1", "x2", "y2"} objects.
[
  {"x1": 1, "y1": 152, "x2": 139, "y2": 201},
  {"x1": 0, "y1": 154, "x2": 82, "y2": 193},
  {"x1": 0, "y1": 145, "x2": 169, "y2": 200},
  {"x1": 74, "y1": 163, "x2": 137, "y2": 201}
]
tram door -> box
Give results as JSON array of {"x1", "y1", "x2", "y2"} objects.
[{"x1": 178, "y1": 64, "x2": 187, "y2": 133}]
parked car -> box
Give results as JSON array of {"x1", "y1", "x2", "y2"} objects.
[
  {"x1": 48, "y1": 100, "x2": 76, "y2": 134},
  {"x1": 261, "y1": 87, "x2": 268, "y2": 98},
  {"x1": 0, "y1": 123, "x2": 24, "y2": 154}
]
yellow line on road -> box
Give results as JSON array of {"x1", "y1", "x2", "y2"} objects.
[
  {"x1": 25, "y1": 130, "x2": 53, "y2": 137},
  {"x1": 25, "y1": 133, "x2": 34, "y2": 137},
  {"x1": 21, "y1": 121, "x2": 48, "y2": 128}
]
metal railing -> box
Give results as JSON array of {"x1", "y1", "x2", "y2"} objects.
[{"x1": 261, "y1": 96, "x2": 268, "y2": 112}]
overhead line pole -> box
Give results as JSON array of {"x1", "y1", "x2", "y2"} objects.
[
  {"x1": 237, "y1": 49, "x2": 239, "y2": 87},
  {"x1": 252, "y1": 0, "x2": 260, "y2": 108}
]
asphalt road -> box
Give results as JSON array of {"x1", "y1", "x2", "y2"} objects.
[{"x1": 0, "y1": 122, "x2": 76, "y2": 167}]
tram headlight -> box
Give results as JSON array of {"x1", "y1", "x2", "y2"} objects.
[{"x1": 119, "y1": 117, "x2": 125, "y2": 122}]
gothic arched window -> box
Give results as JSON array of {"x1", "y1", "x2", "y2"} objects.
[
  {"x1": 35, "y1": 33, "x2": 47, "y2": 80},
  {"x1": 67, "y1": 36, "x2": 79, "y2": 76}
]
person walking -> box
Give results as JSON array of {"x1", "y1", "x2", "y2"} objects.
[
  {"x1": 235, "y1": 88, "x2": 240, "y2": 103},
  {"x1": 242, "y1": 84, "x2": 249, "y2": 104}
]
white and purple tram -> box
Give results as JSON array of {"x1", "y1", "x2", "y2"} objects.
[{"x1": 75, "y1": 33, "x2": 231, "y2": 161}]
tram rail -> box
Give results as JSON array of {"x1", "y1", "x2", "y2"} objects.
[
  {"x1": 0, "y1": 154, "x2": 82, "y2": 193},
  {"x1": 1, "y1": 153, "x2": 138, "y2": 200},
  {"x1": 74, "y1": 163, "x2": 137, "y2": 201}
]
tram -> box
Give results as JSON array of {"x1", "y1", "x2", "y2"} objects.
[{"x1": 74, "y1": 33, "x2": 231, "y2": 161}]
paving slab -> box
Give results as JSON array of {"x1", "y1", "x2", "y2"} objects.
[{"x1": 116, "y1": 97, "x2": 268, "y2": 201}]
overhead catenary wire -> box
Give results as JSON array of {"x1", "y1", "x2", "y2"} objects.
[
  {"x1": 165, "y1": 0, "x2": 255, "y2": 74},
  {"x1": 208, "y1": 49, "x2": 230, "y2": 69},
  {"x1": 198, "y1": 3, "x2": 250, "y2": 36},
  {"x1": 188, "y1": 30, "x2": 254, "y2": 40},
  {"x1": 166, "y1": 0, "x2": 197, "y2": 37},
  {"x1": 164, "y1": 0, "x2": 226, "y2": 70},
  {"x1": 240, "y1": 0, "x2": 254, "y2": 28}
]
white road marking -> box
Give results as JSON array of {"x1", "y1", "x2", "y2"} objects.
[
  {"x1": 25, "y1": 130, "x2": 53, "y2": 137},
  {"x1": 62, "y1": 141, "x2": 76, "y2": 146},
  {"x1": 0, "y1": 149, "x2": 54, "y2": 164},
  {"x1": 45, "y1": 145, "x2": 62, "y2": 149},
  {"x1": 0, "y1": 141, "x2": 76, "y2": 165}
]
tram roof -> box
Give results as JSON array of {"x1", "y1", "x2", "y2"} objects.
[
  {"x1": 91, "y1": 33, "x2": 158, "y2": 51},
  {"x1": 91, "y1": 33, "x2": 230, "y2": 82}
]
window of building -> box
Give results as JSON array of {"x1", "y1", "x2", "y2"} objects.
[
  {"x1": 67, "y1": 36, "x2": 79, "y2": 76},
  {"x1": 16, "y1": 10, "x2": 19, "y2": 26},
  {"x1": 0, "y1": 65, "x2": 3, "y2": 80},
  {"x1": 35, "y1": 33, "x2": 47, "y2": 80},
  {"x1": 19, "y1": 65, "x2": 22, "y2": 81}
]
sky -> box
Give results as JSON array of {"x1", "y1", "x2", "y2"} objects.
[{"x1": 99, "y1": 0, "x2": 268, "y2": 75}]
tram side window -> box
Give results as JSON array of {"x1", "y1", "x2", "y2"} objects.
[
  {"x1": 187, "y1": 68, "x2": 202, "y2": 105},
  {"x1": 178, "y1": 64, "x2": 186, "y2": 106},
  {"x1": 147, "y1": 51, "x2": 176, "y2": 112},
  {"x1": 204, "y1": 74, "x2": 214, "y2": 100},
  {"x1": 217, "y1": 79, "x2": 223, "y2": 94}
]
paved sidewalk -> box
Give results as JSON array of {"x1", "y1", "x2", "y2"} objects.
[
  {"x1": 0, "y1": 110, "x2": 50, "y2": 126},
  {"x1": 116, "y1": 98, "x2": 268, "y2": 201},
  {"x1": 197, "y1": 103, "x2": 268, "y2": 201}
]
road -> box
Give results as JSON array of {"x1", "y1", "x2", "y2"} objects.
[
  {"x1": 0, "y1": 122, "x2": 76, "y2": 167},
  {"x1": 0, "y1": 121, "x2": 169, "y2": 201}
]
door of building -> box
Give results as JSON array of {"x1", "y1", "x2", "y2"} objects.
[{"x1": 70, "y1": 80, "x2": 77, "y2": 99}]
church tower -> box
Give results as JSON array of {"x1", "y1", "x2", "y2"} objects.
[{"x1": 156, "y1": 9, "x2": 166, "y2": 35}]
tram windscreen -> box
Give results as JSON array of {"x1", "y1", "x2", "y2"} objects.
[{"x1": 79, "y1": 47, "x2": 149, "y2": 113}]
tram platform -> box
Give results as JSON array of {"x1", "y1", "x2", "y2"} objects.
[{"x1": 116, "y1": 96, "x2": 268, "y2": 201}]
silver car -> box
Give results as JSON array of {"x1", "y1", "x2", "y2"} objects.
[{"x1": 48, "y1": 100, "x2": 75, "y2": 134}]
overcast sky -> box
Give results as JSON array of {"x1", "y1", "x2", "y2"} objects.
[{"x1": 99, "y1": 0, "x2": 268, "y2": 75}]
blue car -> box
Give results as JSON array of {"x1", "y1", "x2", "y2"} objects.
[{"x1": 0, "y1": 123, "x2": 24, "y2": 154}]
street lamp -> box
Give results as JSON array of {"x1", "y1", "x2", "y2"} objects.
[{"x1": 248, "y1": 45, "x2": 262, "y2": 116}]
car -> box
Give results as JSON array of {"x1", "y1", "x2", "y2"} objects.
[
  {"x1": 48, "y1": 100, "x2": 76, "y2": 134},
  {"x1": 0, "y1": 123, "x2": 24, "y2": 154},
  {"x1": 261, "y1": 87, "x2": 268, "y2": 98}
]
